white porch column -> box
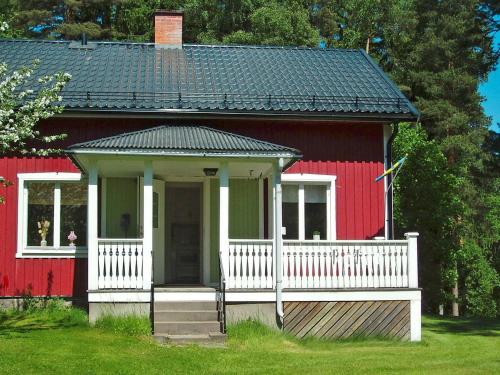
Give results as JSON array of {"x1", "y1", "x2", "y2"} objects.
[
  {"x1": 274, "y1": 159, "x2": 284, "y2": 321},
  {"x1": 87, "y1": 162, "x2": 99, "y2": 291},
  {"x1": 219, "y1": 162, "x2": 230, "y2": 283},
  {"x1": 406, "y1": 232, "x2": 419, "y2": 288},
  {"x1": 142, "y1": 161, "x2": 153, "y2": 291},
  {"x1": 406, "y1": 232, "x2": 421, "y2": 341}
]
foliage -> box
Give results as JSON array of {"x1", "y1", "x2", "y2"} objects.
[{"x1": 94, "y1": 314, "x2": 151, "y2": 336}]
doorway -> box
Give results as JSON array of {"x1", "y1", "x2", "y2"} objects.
[{"x1": 165, "y1": 183, "x2": 202, "y2": 284}]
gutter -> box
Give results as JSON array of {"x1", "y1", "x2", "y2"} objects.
[
  {"x1": 56, "y1": 108, "x2": 418, "y2": 123},
  {"x1": 275, "y1": 158, "x2": 285, "y2": 324}
]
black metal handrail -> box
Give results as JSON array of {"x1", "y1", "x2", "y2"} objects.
[{"x1": 217, "y1": 253, "x2": 227, "y2": 334}]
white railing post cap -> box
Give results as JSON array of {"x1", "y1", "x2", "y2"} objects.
[{"x1": 404, "y1": 232, "x2": 419, "y2": 239}]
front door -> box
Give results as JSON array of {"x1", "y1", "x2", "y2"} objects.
[{"x1": 165, "y1": 183, "x2": 202, "y2": 284}]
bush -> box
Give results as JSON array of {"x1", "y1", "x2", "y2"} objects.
[{"x1": 94, "y1": 314, "x2": 151, "y2": 336}]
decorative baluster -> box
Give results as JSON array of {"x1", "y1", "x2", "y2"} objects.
[
  {"x1": 248, "y1": 244, "x2": 255, "y2": 289},
  {"x1": 130, "y1": 242, "x2": 137, "y2": 289},
  {"x1": 137, "y1": 243, "x2": 144, "y2": 289},
  {"x1": 98, "y1": 242, "x2": 105, "y2": 289},
  {"x1": 117, "y1": 242, "x2": 124, "y2": 289},
  {"x1": 390, "y1": 245, "x2": 397, "y2": 287},
  {"x1": 319, "y1": 246, "x2": 326, "y2": 288},
  {"x1": 259, "y1": 244, "x2": 266, "y2": 288},
  {"x1": 266, "y1": 243, "x2": 273, "y2": 288},
  {"x1": 402, "y1": 243, "x2": 409, "y2": 287},
  {"x1": 361, "y1": 245, "x2": 367, "y2": 288},
  {"x1": 384, "y1": 244, "x2": 391, "y2": 287}
]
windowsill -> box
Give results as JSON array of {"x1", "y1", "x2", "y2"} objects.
[{"x1": 16, "y1": 246, "x2": 88, "y2": 258}]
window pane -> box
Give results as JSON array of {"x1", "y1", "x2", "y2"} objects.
[
  {"x1": 27, "y1": 183, "x2": 54, "y2": 246},
  {"x1": 305, "y1": 185, "x2": 327, "y2": 240},
  {"x1": 282, "y1": 185, "x2": 298, "y2": 239},
  {"x1": 60, "y1": 182, "x2": 88, "y2": 247}
]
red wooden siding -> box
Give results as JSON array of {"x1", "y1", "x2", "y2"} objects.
[
  {"x1": 0, "y1": 117, "x2": 384, "y2": 297},
  {"x1": 0, "y1": 157, "x2": 87, "y2": 297}
]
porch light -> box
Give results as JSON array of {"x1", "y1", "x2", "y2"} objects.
[{"x1": 203, "y1": 168, "x2": 218, "y2": 177}]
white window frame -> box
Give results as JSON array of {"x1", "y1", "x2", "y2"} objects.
[
  {"x1": 281, "y1": 173, "x2": 337, "y2": 240},
  {"x1": 16, "y1": 172, "x2": 88, "y2": 258}
]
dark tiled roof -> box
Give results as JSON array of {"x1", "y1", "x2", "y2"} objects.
[
  {"x1": 0, "y1": 39, "x2": 419, "y2": 118},
  {"x1": 68, "y1": 125, "x2": 301, "y2": 157}
]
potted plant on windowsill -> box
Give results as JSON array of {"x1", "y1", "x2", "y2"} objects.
[
  {"x1": 313, "y1": 230, "x2": 321, "y2": 241},
  {"x1": 68, "y1": 231, "x2": 77, "y2": 248},
  {"x1": 38, "y1": 219, "x2": 50, "y2": 246}
]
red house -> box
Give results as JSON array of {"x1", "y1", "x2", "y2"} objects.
[{"x1": 0, "y1": 11, "x2": 421, "y2": 343}]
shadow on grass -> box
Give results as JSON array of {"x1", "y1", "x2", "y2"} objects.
[
  {"x1": 423, "y1": 315, "x2": 500, "y2": 337},
  {"x1": 0, "y1": 308, "x2": 88, "y2": 338}
]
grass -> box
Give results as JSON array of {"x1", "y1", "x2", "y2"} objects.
[
  {"x1": 94, "y1": 314, "x2": 151, "y2": 336},
  {"x1": 0, "y1": 306, "x2": 499, "y2": 375}
]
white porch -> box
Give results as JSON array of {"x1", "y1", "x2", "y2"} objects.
[{"x1": 68, "y1": 125, "x2": 421, "y2": 341}]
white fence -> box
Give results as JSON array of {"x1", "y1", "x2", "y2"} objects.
[
  {"x1": 96, "y1": 239, "x2": 146, "y2": 289},
  {"x1": 228, "y1": 240, "x2": 274, "y2": 289},
  {"x1": 224, "y1": 235, "x2": 418, "y2": 290}
]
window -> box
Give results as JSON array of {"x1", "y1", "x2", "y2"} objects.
[
  {"x1": 17, "y1": 173, "x2": 87, "y2": 258},
  {"x1": 281, "y1": 174, "x2": 336, "y2": 240}
]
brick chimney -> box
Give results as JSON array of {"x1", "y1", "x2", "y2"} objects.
[{"x1": 154, "y1": 10, "x2": 183, "y2": 48}]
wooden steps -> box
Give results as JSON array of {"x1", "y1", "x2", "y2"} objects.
[{"x1": 153, "y1": 300, "x2": 226, "y2": 346}]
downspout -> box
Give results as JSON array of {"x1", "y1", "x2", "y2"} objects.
[
  {"x1": 275, "y1": 158, "x2": 284, "y2": 324},
  {"x1": 386, "y1": 123, "x2": 399, "y2": 240}
]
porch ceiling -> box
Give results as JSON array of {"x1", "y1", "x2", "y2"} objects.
[{"x1": 92, "y1": 157, "x2": 275, "y2": 178}]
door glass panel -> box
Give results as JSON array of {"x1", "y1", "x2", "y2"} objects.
[
  {"x1": 305, "y1": 185, "x2": 327, "y2": 239},
  {"x1": 60, "y1": 182, "x2": 88, "y2": 247},
  {"x1": 282, "y1": 184, "x2": 299, "y2": 239},
  {"x1": 27, "y1": 182, "x2": 54, "y2": 246}
]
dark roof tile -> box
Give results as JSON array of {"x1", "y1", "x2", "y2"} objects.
[{"x1": 0, "y1": 40, "x2": 418, "y2": 117}]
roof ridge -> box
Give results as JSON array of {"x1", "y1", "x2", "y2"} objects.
[
  {"x1": 195, "y1": 125, "x2": 301, "y2": 153},
  {"x1": 69, "y1": 125, "x2": 167, "y2": 149},
  {"x1": 0, "y1": 38, "x2": 360, "y2": 52}
]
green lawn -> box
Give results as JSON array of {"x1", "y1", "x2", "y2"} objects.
[{"x1": 0, "y1": 308, "x2": 499, "y2": 374}]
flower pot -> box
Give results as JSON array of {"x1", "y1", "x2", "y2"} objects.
[
  {"x1": 313, "y1": 234, "x2": 321, "y2": 241},
  {"x1": 40, "y1": 239, "x2": 47, "y2": 247}
]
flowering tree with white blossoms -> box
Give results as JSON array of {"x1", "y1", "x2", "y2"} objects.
[{"x1": 0, "y1": 22, "x2": 72, "y2": 203}]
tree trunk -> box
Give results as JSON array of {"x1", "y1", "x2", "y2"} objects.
[
  {"x1": 452, "y1": 281, "x2": 459, "y2": 317},
  {"x1": 365, "y1": 37, "x2": 370, "y2": 54}
]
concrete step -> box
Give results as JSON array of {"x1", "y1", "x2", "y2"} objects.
[
  {"x1": 154, "y1": 301, "x2": 217, "y2": 312},
  {"x1": 154, "y1": 310, "x2": 219, "y2": 322},
  {"x1": 154, "y1": 321, "x2": 221, "y2": 335},
  {"x1": 154, "y1": 332, "x2": 227, "y2": 346}
]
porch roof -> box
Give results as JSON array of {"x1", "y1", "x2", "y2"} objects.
[{"x1": 67, "y1": 125, "x2": 301, "y2": 159}]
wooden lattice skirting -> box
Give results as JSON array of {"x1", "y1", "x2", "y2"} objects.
[{"x1": 284, "y1": 300, "x2": 410, "y2": 340}]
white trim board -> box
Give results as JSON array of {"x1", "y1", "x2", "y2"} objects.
[
  {"x1": 281, "y1": 173, "x2": 337, "y2": 240},
  {"x1": 16, "y1": 172, "x2": 87, "y2": 259},
  {"x1": 89, "y1": 289, "x2": 420, "y2": 303}
]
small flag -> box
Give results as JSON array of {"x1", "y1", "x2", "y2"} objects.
[{"x1": 375, "y1": 155, "x2": 407, "y2": 182}]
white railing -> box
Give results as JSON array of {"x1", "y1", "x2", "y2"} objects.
[
  {"x1": 224, "y1": 234, "x2": 418, "y2": 290},
  {"x1": 282, "y1": 240, "x2": 410, "y2": 289},
  {"x1": 97, "y1": 239, "x2": 146, "y2": 289},
  {"x1": 227, "y1": 240, "x2": 274, "y2": 289}
]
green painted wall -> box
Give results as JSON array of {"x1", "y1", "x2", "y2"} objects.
[
  {"x1": 210, "y1": 178, "x2": 260, "y2": 283},
  {"x1": 105, "y1": 178, "x2": 138, "y2": 238}
]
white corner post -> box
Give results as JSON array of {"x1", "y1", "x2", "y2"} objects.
[
  {"x1": 274, "y1": 158, "x2": 284, "y2": 323},
  {"x1": 406, "y1": 232, "x2": 419, "y2": 288},
  {"x1": 143, "y1": 161, "x2": 153, "y2": 291},
  {"x1": 406, "y1": 232, "x2": 421, "y2": 341},
  {"x1": 87, "y1": 162, "x2": 99, "y2": 291},
  {"x1": 219, "y1": 162, "x2": 230, "y2": 285}
]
